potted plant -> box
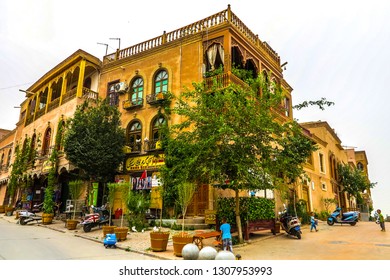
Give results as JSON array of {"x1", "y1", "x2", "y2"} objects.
[
  {"x1": 102, "y1": 183, "x2": 117, "y2": 237},
  {"x1": 113, "y1": 182, "x2": 131, "y2": 241},
  {"x1": 149, "y1": 185, "x2": 170, "y2": 252},
  {"x1": 172, "y1": 181, "x2": 197, "y2": 257},
  {"x1": 42, "y1": 166, "x2": 56, "y2": 224},
  {"x1": 66, "y1": 179, "x2": 83, "y2": 230}
]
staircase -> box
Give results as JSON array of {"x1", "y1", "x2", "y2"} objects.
[{"x1": 175, "y1": 216, "x2": 210, "y2": 230}]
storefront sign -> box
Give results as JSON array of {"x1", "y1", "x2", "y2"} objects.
[{"x1": 125, "y1": 154, "x2": 165, "y2": 171}]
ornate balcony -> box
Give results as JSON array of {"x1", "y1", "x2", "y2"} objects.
[
  {"x1": 146, "y1": 93, "x2": 167, "y2": 105},
  {"x1": 123, "y1": 99, "x2": 143, "y2": 110},
  {"x1": 203, "y1": 71, "x2": 250, "y2": 92}
]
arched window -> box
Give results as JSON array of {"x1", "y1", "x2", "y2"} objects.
[
  {"x1": 6, "y1": 149, "x2": 11, "y2": 167},
  {"x1": 150, "y1": 115, "x2": 166, "y2": 150},
  {"x1": 42, "y1": 127, "x2": 52, "y2": 156},
  {"x1": 131, "y1": 77, "x2": 144, "y2": 106},
  {"x1": 126, "y1": 121, "x2": 142, "y2": 152},
  {"x1": 154, "y1": 70, "x2": 168, "y2": 96},
  {"x1": 357, "y1": 162, "x2": 364, "y2": 171}
]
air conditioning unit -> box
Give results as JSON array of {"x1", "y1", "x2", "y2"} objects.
[{"x1": 114, "y1": 82, "x2": 128, "y2": 93}]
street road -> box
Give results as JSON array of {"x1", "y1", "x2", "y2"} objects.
[
  {"x1": 234, "y1": 220, "x2": 390, "y2": 260},
  {"x1": 0, "y1": 218, "x2": 157, "y2": 260}
]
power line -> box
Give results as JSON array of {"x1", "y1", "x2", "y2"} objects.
[{"x1": 0, "y1": 82, "x2": 34, "y2": 91}]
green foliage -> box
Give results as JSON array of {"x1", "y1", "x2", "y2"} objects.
[
  {"x1": 68, "y1": 179, "x2": 83, "y2": 219},
  {"x1": 8, "y1": 135, "x2": 38, "y2": 200},
  {"x1": 321, "y1": 197, "x2": 338, "y2": 213},
  {"x1": 293, "y1": 97, "x2": 335, "y2": 111},
  {"x1": 217, "y1": 197, "x2": 275, "y2": 225},
  {"x1": 43, "y1": 167, "x2": 55, "y2": 214},
  {"x1": 64, "y1": 99, "x2": 126, "y2": 183},
  {"x1": 337, "y1": 163, "x2": 376, "y2": 200},
  {"x1": 159, "y1": 70, "x2": 317, "y2": 243},
  {"x1": 176, "y1": 181, "x2": 197, "y2": 232},
  {"x1": 126, "y1": 190, "x2": 150, "y2": 231},
  {"x1": 69, "y1": 180, "x2": 83, "y2": 200},
  {"x1": 43, "y1": 120, "x2": 64, "y2": 214}
]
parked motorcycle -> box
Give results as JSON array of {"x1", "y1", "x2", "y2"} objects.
[
  {"x1": 327, "y1": 207, "x2": 359, "y2": 226},
  {"x1": 80, "y1": 205, "x2": 110, "y2": 232},
  {"x1": 279, "y1": 208, "x2": 302, "y2": 239},
  {"x1": 18, "y1": 210, "x2": 42, "y2": 225}
]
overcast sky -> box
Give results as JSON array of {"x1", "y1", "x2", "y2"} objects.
[{"x1": 1, "y1": 0, "x2": 389, "y2": 216}]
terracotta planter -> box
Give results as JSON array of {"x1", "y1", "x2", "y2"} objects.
[
  {"x1": 102, "y1": 225, "x2": 116, "y2": 237},
  {"x1": 172, "y1": 233, "x2": 194, "y2": 257},
  {"x1": 0, "y1": 205, "x2": 5, "y2": 213},
  {"x1": 114, "y1": 227, "x2": 128, "y2": 241},
  {"x1": 5, "y1": 206, "x2": 14, "y2": 216},
  {"x1": 150, "y1": 231, "x2": 170, "y2": 252},
  {"x1": 66, "y1": 219, "x2": 79, "y2": 230},
  {"x1": 42, "y1": 213, "x2": 54, "y2": 225}
]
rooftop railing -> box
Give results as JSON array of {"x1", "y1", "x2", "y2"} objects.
[{"x1": 103, "y1": 6, "x2": 280, "y2": 66}]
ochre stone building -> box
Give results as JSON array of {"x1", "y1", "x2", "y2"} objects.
[{"x1": 0, "y1": 5, "x2": 372, "y2": 219}]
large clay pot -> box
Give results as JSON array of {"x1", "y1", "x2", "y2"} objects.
[
  {"x1": 5, "y1": 206, "x2": 14, "y2": 216},
  {"x1": 42, "y1": 213, "x2": 54, "y2": 225},
  {"x1": 172, "y1": 233, "x2": 194, "y2": 257},
  {"x1": 102, "y1": 225, "x2": 116, "y2": 237},
  {"x1": 150, "y1": 231, "x2": 170, "y2": 252},
  {"x1": 114, "y1": 227, "x2": 128, "y2": 241},
  {"x1": 66, "y1": 219, "x2": 79, "y2": 230},
  {"x1": 0, "y1": 205, "x2": 5, "y2": 213}
]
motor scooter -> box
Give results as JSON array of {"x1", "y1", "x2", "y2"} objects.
[
  {"x1": 327, "y1": 207, "x2": 359, "y2": 226},
  {"x1": 279, "y1": 207, "x2": 302, "y2": 239},
  {"x1": 18, "y1": 210, "x2": 42, "y2": 225},
  {"x1": 80, "y1": 205, "x2": 110, "y2": 232}
]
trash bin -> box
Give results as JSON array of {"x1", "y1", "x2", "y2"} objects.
[{"x1": 114, "y1": 208, "x2": 122, "y2": 219}]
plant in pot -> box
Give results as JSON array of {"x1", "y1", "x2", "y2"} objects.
[
  {"x1": 42, "y1": 166, "x2": 56, "y2": 225},
  {"x1": 112, "y1": 182, "x2": 130, "y2": 241},
  {"x1": 66, "y1": 179, "x2": 83, "y2": 230},
  {"x1": 102, "y1": 183, "x2": 117, "y2": 237},
  {"x1": 172, "y1": 181, "x2": 197, "y2": 257},
  {"x1": 149, "y1": 185, "x2": 170, "y2": 252},
  {"x1": 127, "y1": 187, "x2": 150, "y2": 233}
]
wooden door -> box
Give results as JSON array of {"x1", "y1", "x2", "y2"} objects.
[{"x1": 187, "y1": 184, "x2": 209, "y2": 216}]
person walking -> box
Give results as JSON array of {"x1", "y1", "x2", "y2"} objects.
[
  {"x1": 377, "y1": 209, "x2": 386, "y2": 232},
  {"x1": 310, "y1": 212, "x2": 318, "y2": 232},
  {"x1": 220, "y1": 217, "x2": 233, "y2": 252}
]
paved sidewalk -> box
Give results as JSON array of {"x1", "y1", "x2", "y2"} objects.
[{"x1": 1, "y1": 212, "x2": 283, "y2": 260}]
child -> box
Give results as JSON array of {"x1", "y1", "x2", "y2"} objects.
[
  {"x1": 310, "y1": 212, "x2": 318, "y2": 232},
  {"x1": 377, "y1": 209, "x2": 386, "y2": 232},
  {"x1": 220, "y1": 217, "x2": 233, "y2": 252}
]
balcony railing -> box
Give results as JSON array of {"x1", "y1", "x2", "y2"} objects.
[
  {"x1": 146, "y1": 93, "x2": 167, "y2": 105},
  {"x1": 103, "y1": 6, "x2": 279, "y2": 66},
  {"x1": 47, "y1": 98, "x2": 60, "y2": 112},
  {"x1": 82, "y1": 87, "x2": 98, "y2": 100},
  {"x1": 144, "y1": 139, "x2": 163, "y2": 152},
  {"x1": 204, "y1": 71, "x2": 249, "y2": 91},
  {"x1": 62, "y1": 88, "x2": 77, "y2": 104},
  {"x1": 123, "y1": 99, "x2": 143, "y2": 110}
]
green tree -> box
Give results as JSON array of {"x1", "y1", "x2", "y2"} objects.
[
  {"x1": 64, "y1": 99, "x2": 126, "y2": 200},
  {"x1": 337, "y1": 163, "x2": 376, "y2": 204},
  {"x1": 160, "y1": 73, "x2": 317, "y2": 243}
]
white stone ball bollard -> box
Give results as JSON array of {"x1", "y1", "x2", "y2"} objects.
[
  {"x1": 215, "y1": 250, "x2": 236, "y2": 260},
  {"x1": 198, "y1": 246, "x2": 218, "y2": 260},
  {"x1": 182, "y1": 243, "x2": 200, "y2": 260}
]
